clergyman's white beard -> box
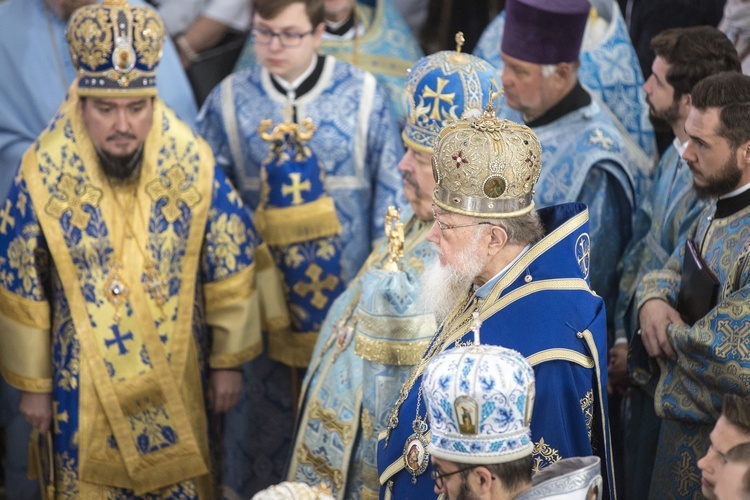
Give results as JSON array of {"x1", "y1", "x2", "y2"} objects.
[{"x1": 420, "y1": 234, "x2": 486, "y2": 325}]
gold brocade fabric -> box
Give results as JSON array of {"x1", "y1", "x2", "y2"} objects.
[{"x1": 0, "y1": 85, "x2": 259, "y2": 497}]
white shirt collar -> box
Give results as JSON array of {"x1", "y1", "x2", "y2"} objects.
[
  {"x1": 475, "y1": 245, "x2": 532, "y2": 299},
  {"x1": 719, "y1": 181, "x2": 750, "y2": 200},
  {"x1": 673, "y1": 136, "x2": 688, "y2": 156},
  {"x1": 271, "y1": 55, "x2": 318, "y2": 100}
]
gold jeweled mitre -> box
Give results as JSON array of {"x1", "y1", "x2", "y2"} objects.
[
  {"x1": 66, "y1": 0, "x2": 165, "y2": 97},
  {"x1": 431, "y1": 103, "x2": 542, "y2": 218}
]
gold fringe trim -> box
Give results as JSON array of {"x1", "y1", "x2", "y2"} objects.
[
  {"x1": 0, "y1": 367, "x2": 52, "y2": 393},
  {"x1": 267, "y1": 329, "x2": 320, "y2": 368},
  {"x1": 82, "y1": 455, "x2": 208, "y2": 494},
  {"x1": 209, "y1": 340, "x2": 263, "y2": 369},
  {"x1": 255, "y1": 197, "x2": 342, "y2": 246},
  {"x1": 355, "y1": 334, "x2": 432, "y2": 366},
  {"x1": 0, "y1": 286, "x2": 50, "y2": 329},
  {"x1": 204, "y1": 262, "x2": 256, "y2": 313}
]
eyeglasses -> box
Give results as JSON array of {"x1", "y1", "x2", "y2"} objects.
[
  {"x1": 432, "y1": 206, "x2": 494, "y2": 233},
  {"x1": 430, "y1": 465, "x2": 477, "y2": 489},
  {"x1": 251, "y1": 27, "x2": 315, "y2": 48}
]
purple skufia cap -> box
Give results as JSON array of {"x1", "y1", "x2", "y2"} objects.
[{"x1": 501, "y1": 0, "x2": 590, "y2": 65}]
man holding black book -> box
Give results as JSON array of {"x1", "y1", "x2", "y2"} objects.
[{"x1": 636, "y1": 71, "x2": 750, "y2": 499}]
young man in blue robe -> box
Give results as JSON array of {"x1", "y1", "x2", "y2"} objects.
[
  {"x1": 233, "y1": 0, "x2": 424, "y2": 124},
  {"x1": 377, "y1": 108, "x2": 614, "y2": 499},
  {"x1": 637, "y1": 72, "x2": 750, "y2": 500},
  {"x1": 610, "y1": 27, "x2": 741, "y2": 499},
  {"x1": 196, "y1": 0, "x2": 404, "y2": 493}
]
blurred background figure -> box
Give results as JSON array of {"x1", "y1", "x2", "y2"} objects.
[
  {"x1": 234, "y1": 0, "x2": 423, "y2": 125},
  {"x1": 714, "y1": 442, "x2": 750, "y2": 500},
  {"x1": 719, "y1": 0, "x2": 750, "y2": 75},
  {"x1": 147, "y1": 0, "x2": 252, "y2": 105},
  {"x1": 618, "y1": 0, "x2": 727, "y2": 153},
  {"x1": 697, "y1": 395, "x2": 750, "y2": 500}
]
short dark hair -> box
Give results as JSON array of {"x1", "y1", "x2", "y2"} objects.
[
  {"x1": 726, "y1": 442, "x2": 750, "y2": 494},
  {"x1": 650, "y1": 27, "x2": 741, "y2": 101},
  {"x1": 722, "y1": 394, "x2": 750, "y2": 435},
  {"x1": 252, "y1": 0, "x2": 325, "y2": 29},
  {"x1": 460, "y1": 455, "x2": 533, "y2": 492},
  {"x1": 691, "y1": 72, "x2": 750, "y2": 150}
]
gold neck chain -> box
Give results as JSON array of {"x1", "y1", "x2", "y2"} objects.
[
  {"x1": 104, "y1": 176, "x2": 169, "y2": 322},
  {"x1": 384, "y1": 290, "x2": 479, "y2": 445}
]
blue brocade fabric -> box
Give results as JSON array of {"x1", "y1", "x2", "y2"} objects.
[
  {"x1": 636, "y1": 199, "x2": 750, "y2": 499},
  {"x1": 520, "y1": 101, "x2": 648, "y2": 342},
  {"x1": 287, "y1": 209, "x2": 436, "y2": 499}
]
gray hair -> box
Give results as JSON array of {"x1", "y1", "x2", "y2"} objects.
[{"x1": 473, "y1": 211, "x2": 545, "y2": 246}]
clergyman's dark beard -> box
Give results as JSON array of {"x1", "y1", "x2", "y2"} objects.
[
  {"x1": 647, "y1": 96, "x2": 681, "y2": 128},
  {"x1": 690, "y1": 155, "x2": 743, "y2": 199},
  {"x1": 95, "y1": 142, "x2": 144, "y2": 180}
]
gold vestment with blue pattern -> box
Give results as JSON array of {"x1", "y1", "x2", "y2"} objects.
[
  {"x1": 0, "y1": 90, "x2": 261, "y2": 498},
  {"x1": 636, "y1": 197, "x2": 750, "y2": 499}
]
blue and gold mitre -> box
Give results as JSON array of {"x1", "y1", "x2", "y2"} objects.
[
  {"x1": 403, "y1": 33, "x2": 500, "y2": 153},
  {"x1": 66, "y1": 0, "x2": 165, "y2": 97},
  {"x1": 423, "y1": 339, "x2": 536, "y2": 465},
  {"x1": 256, "y1": 114, "x2": 345, "y2": 367},
  {"x1": 256, "y1": 116, "x2": 342, "y2": 245}
]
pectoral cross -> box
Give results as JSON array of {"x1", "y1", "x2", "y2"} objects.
[
  {"x1": 282, "y1": 172, "x2": 311, "y2": 206},
  {"x1": 293, "y1": 263, "x2": 339, "y2": 309},
  {"x1": 105, "y1": 324, "x2": 134, "y2": 355}
]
